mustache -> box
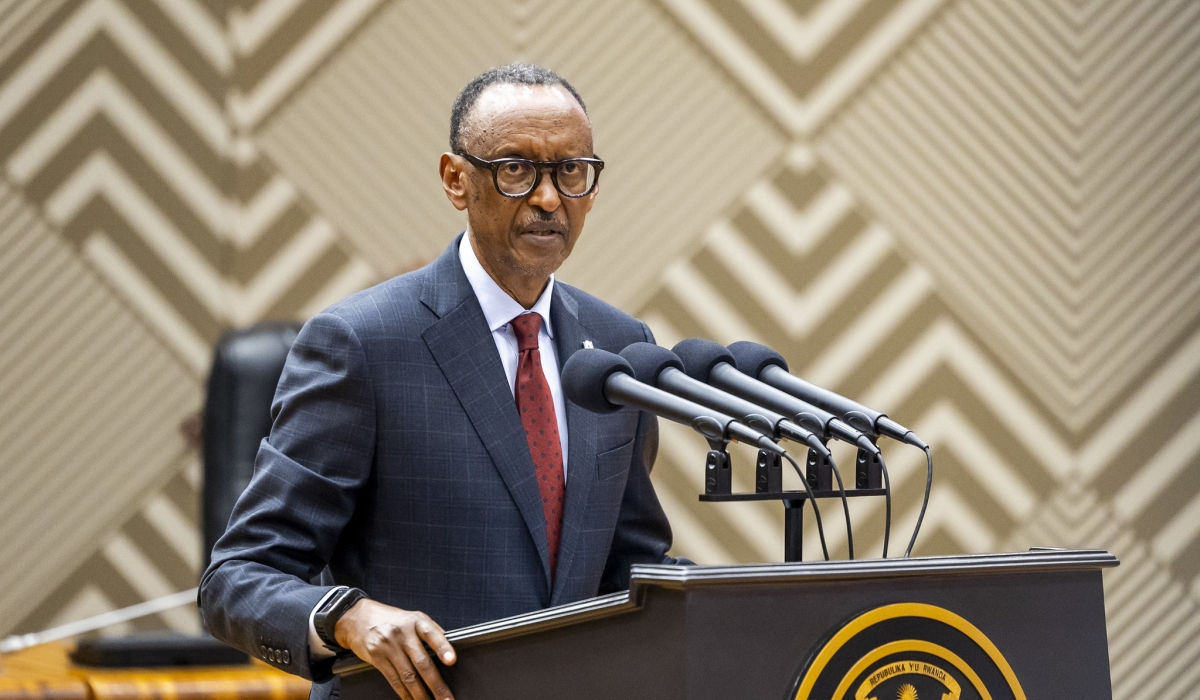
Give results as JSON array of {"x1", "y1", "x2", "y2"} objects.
[{"x1": 517, "y1": 210, "x2": 568, "y2": 233}]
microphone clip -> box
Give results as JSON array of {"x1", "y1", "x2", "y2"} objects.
[
  {"x1": 806, "y1": 441, "x2": 834, "y2": 491},
  {"x1": 856, "y1": 436, "x2": 884, "y2": 489},
  {"x1": 755, "y1": 449, "x2": 783, "y2": 493},
  {"x1": 704, "y1": 437, "x2": 732, "y2": 496}
]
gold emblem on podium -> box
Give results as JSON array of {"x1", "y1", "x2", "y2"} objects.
[
  {"x1": 790, "y1": 603, "x2": 1026, "y2": 700},
  {"x1": 855, "y1": 660, "x2": 959, "y2": 700}
]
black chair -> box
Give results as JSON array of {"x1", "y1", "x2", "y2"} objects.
[
  {"x1": 201, "y1": 322, "x2": 301, "y2": 570},
  {"x1": 69, "y1": 322, "x2": 301, "y2": 667}
]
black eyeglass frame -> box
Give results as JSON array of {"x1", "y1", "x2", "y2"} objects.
[{"x1": 456, "y1": 151, "x2": 604, "y2": 199}]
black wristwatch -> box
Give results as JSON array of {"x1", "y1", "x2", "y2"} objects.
[{"x1": 314, "y1": 587, "x2": 368, "y2": 652}]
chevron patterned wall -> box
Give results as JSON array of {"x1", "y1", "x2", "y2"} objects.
[{"x1": 1, "y1": 1, "x2": 1196, "y2": 698}]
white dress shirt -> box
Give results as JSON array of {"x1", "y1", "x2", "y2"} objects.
[{"x1": 308, "y1": 232, "x2": 571, "y2": 660}]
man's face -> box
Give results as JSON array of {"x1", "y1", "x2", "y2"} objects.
[{"x1": 441, "y1": 83, "x2": 597, "y2": 288}]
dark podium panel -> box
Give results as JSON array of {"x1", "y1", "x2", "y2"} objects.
[{"x1": 335, "y1": 550, "x2": 1116, "y2": 700}]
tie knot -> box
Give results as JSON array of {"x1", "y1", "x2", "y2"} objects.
[{"x1": 510, "y1": 313, "x2": 542, "y2": 351}]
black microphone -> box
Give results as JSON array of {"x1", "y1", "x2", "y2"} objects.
[
  {"x1": 561, "y1": 348, "x2": 783, "y2": 454},
  {"x1": 727, "y1": 341, "x2": 927, "y2": 449},
  {"x1": 671, "y1": 339, "x2": 881, "y2": 457},
  {"x1": 619, "y1": 343, "x2": 830, "y2": 459}
]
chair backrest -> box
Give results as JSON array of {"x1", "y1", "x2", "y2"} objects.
[{"x1": 201, "y1": 322, "x2": 301, "y2": 570}]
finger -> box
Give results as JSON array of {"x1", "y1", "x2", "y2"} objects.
[
  {"x1": 389, "y1": 646, "x2": 432, "y2": 700},
  {"x1": 415, "y1": 619, "x2": 457, "y2": 665},
  {"x1": 371, "y1": 651, "x2": 414, "y2": 700},
  {"x1": 403, "y1": 636, "x2": 453, "y2": 700}
]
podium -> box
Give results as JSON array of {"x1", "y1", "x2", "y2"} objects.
[{"x1": 335, "y1": 549, "x2": 1116, "y2": 700}]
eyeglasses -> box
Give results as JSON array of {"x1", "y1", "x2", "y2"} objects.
[{"x1": 457, "y1": 151, "x2": 604, "y2": 198}]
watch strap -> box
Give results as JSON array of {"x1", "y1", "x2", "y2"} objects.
[{"x1": 315, "y1": 587, "x2": 367, "y2": 652}]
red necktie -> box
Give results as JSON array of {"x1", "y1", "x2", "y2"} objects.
[{"x1": 510, "y1": 313, "x2": 565, "y2": 576}]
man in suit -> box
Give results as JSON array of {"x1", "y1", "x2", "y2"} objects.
[{"x1": 199, "y1": 63, "x2": 681, "y2": 700}]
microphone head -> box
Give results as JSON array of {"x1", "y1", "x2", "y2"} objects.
[
  {"x1": 618, "y1": 342, "x2": 684, "y2": 385},
  {"x1": 726, "y1": 341, "x2": 789, "y2": 378},
  {"x1": 671, "y1": 338, "x2": 737, "y2": 382},
  {"x1": 561, "y1": 348, "x2": 633, "y2": 414}
]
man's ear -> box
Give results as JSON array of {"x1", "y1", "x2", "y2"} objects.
[
  {"x1": 580, "y1": 181, "x2": 598, "y2": 214},
  {"x1": 440, "y1": 153, "x2": 469, "y2": 211}
]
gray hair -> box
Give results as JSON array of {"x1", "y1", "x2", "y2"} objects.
[{"x1": 449, "y1": 63, "x2": 587, "y2": 153}]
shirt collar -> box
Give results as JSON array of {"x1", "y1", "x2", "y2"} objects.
[{"x1": 459, "y1": 232, "x2": 555, "y2": 337}]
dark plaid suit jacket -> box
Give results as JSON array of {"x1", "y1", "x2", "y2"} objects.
[{"x1": 199, "y1": 234, "x2": 678, "y2": 696}]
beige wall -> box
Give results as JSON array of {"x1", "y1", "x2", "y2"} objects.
[{"x1": 1, "y1": 1, "x2": 1198, "y2": 697}]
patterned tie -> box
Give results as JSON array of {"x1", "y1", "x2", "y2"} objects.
[{"x1": 509, "y1": 312, "x2": 565, "y2": 576}]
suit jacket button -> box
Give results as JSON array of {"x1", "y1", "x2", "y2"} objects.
[
  {"x1": 260, "y1": 645, "x2": 268, "y2": 657},
  {"x1": 282, "y1": 650, "x2": 290, "y2": 664}
]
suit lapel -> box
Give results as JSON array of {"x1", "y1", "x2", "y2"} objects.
[
  {"x1": 548, "y1": 285, "x2": 600, "y2": 605},
  {"x1": 420, "y1": 236, "x2": 554, "y2": 591}
]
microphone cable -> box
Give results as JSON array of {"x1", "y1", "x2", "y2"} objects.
[
  {"x1": 903, "y1": 445, "x2": 934, "y2": 557},
  {"x1": 827, "y1": 456, "x2": 854, "y2": 559},
  {"x1": 781, "y1": 451, "x2": 829, "y2": 561},
  {"x1": 879, "y1": 451, "x2": 892, "y2": 558}
]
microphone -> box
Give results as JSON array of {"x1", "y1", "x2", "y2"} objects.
[
  {"x1": 659, "y1": 341, "x2": 856, "y2": 559},
  {"x1": 727, "y1": 341, "x2": 927, "y2": 449},
  {"x1": 561, "y1": 348, "x2": 783, "y2": 454},
  {"x1": 671, "y1": 339, "x2": 881, "y2": 458},
  {"x1": 618, "y1": 343, "x2": 830, "y2": 459}
]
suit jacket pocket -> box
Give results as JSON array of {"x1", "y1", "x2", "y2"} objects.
[{"x1": 594, "y1": 437, "x2": 635, "y2": 482}]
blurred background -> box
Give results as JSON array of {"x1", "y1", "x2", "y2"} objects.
[{"x1": 0, "y1": 0, "x2": 1197, "y2": 698}]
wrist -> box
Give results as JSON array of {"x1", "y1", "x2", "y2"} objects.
[{"x1": 333, "y1": 597, "x2": 371, "y2": 650}]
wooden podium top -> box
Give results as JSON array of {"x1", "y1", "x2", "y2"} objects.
[{"x1": 0, "y1": 643, "x2": 310, "y2": 700}]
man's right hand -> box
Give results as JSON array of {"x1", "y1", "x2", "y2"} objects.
[{"x1": 334, "y1": 599, "x2": 457, "y2": 700}]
